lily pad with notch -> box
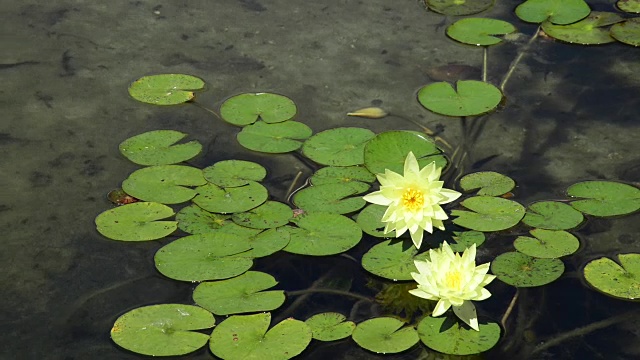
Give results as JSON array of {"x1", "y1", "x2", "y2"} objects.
[
  {"x1": 220, "y1": 92, "x2": 297, "y2": 126},
  {"x1": 611, "y1": 18, "x2": 640, "y2": 46},
  {"x1": 311, "y1": 166, "x2": 376, "y2": 185},
  {"x1": 356, "y1": 204, "x2": 396, "y2": 238},
  {"x1": 203, "y1": 160, "x2": 267, "y2": 187},
  {"x1": 583, "y1": 253, "x2": 640, "y2": 300},
  {"x1": 237, "y1": 120, "x2": 313, "y2": 153},
  {"x1": 515, "y1": 0, "x2": 590, "y2": 25},
  {"x1": 361, "y1": 240, "x2": 430, "y2": 281},
  {"x1": 418, "y1": 81, "x2": 503, "y2": 117},
  {"x1": 447, "y1": 18, "x2": 516, "y2": 46},
  {"x1": 459, "y1": 171, "x2": 515, "y2": 196},
  {"x1": 305, "y1": 312, "x2": 355, "y2": 342},
  {"x1": 541, "y1": 12, "x2": 623, "y2": 45},
  {"x1": 450, "y1": 231, "x2": 485, "y2": 252},
  {"x1": 128, "y1": 74, "x2": 205, "y2": 105},
  {"x1": 119, "y1": 130, "x2": 202, "y2": 166},
  {"x1": 352, "y1": 317, "x2": 419, "y2": 354},
  {"x1": 175, "y1": 204, "x2": 232, "y2": 234},
  {"x1": 193, "y1": 181, "x2": 268, "y2": 214},
  {"x1": 522, "y1": 200, "x2": 584, "y2": 230},
  {"x1": 363, "y1": 130, "x2": 446, "y2": 175},
  {"x1": 301, "y1": 127, "x2": 375, "y2": 166},
  {"x1": 122, "y1": 165, "x2": 207, "y2": 204},
  {"x1": 293, "y1": 182, "x2": 369, "y2": 214},
  {"x1": 283, "y1": 212, "x2": 362, "y2": 256},
  {"x1": 95, "y1": 202, "x2": 177, "y2": 241},
  {"x1": 425, "y1": 0, "x2": 495, "y2": 16},
  {"x1": 231, "y1": 201, "x2": 293, "y2": 229},
  {"x1": 452, "y1": 196, "x2": 525, "y2": 232},
  {"x1": 243, "y1": 226, "x2": 292, "y2": 258},
  {"x1": 567, "y1": 180, "x2": 640, "y2": 216},
  {"x1": 417, "y1": 315, "x2": 501, "y2": 355},
  {"x1": 491, "y1": 251, "x2": 564, "y2": 287},
  {"x1": 513, "y1": 229, "x2": 580, "y2": 258}
]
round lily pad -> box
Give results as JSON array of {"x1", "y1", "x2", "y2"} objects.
[
  {"x1": 356, "y1": 204, "x2": 396, "y2": 238},
  {"x1": 491, "y1": 251, "x2": 564, "y2": 287},
  {"x1": 175, "y1": 204, "x2": 232, "y2": 234},
  {"x1": 426, "y1": 0, "x2": 495, "y2": 16},
  {"x1": 452, "y1": 196, "x2": 526, "y2": 232},
  {"x1": 209, "y1": 313, "x2": 312, "y2": 360},
  {"x1": 154, "y1": 233, "x2": 253, "y2": 281},
  {"x1": 310, "y1": 166, "x2": 376, "y2": 185},
  {"x1": 283, "y1": 212, "x2": 362, "y2": 256},
  {"x1": 203, "y1": 160, "x2": 267, "y2": 187},
  {"x1": 122, "y1": 165, "x2": 207, "y2": 204},
  {"x1": 521, "y1": 201, "x2": 584, "y2": 230},
  {"x1": 450, "y1": 230, "x2": 485, "y2": 253},
  {"x1": 515, "y1": 0, "x2": 590, "y2": 25},
  {"x1": 95, "y1": 202, "x2": 177, "y2": 241},
  {"x1": 361, "y1": 240, "x2": 429, "y2": 281},
  {"x1": 417, "y1": 315, "x2": 501, "y2": 355},
  {"x1": 119, "y1": 130, "x2": 202, "y2": 166},
  {"x1": 111, "y1": 304, "x2": 214, "y2": 356},
  {"x1": 293, "y1": 182, "x2": 369, "y2": 214},
  {"x1": 193, "y1": 181, "x2": 269, "y2": 214},
  {"x1": 363, "y1": 130, "x2": 446, "y2": 175},
  {"x1": 220, "y1": 93, "x2": 297, "y2": 126},
  {"x1": 447, "y1": 18, "x2": 516, "y2": 46},
  {"x1": 513, "y1": 229, "x2": 580, "y2": 258},
  {"x1": 583, "y1": 253, "x2": 640, "y2": 300},
  {"x1": 237, "y1": 120, "x2": 313, "y2": 153},
  {"x1": 611, "y1": 18, "x2": 640, "y2": 46},
  {"x1": 305, "y1": 313, "x2": 355, "y2": 342},
  {"x1": 567, "y1": 181, "x2": 640, "y2": 216},
  {"x1": 617, "y1": 0, "x2": 640, "y2": 13},
  {"x1": 128, "y1": 74, "x2": 205, "y2": 105},
  {"x1": 541, "y1": 12, "x2": 623, "y2": 45},
  {"x1": 418, "y1": 81, "x2": 503, "y2": 117},
  {"x1": 301, "y1": 127, "x2": 375, "y2": 166},
  {"x1": 352, "y1": 317, "x2": 419, "y2": 354},
  {"x1": 244, "y1": 226, "x2": 291, "y2": 258},
  {"x1": 459, "y1": 171, "x2": 515, "y2": 196},
  {"x1": 231, "y1": 201, "x2": 293, "y2": 229},
  {"x1": 193, "y1": 271, "x2": 285, "y2": 315}
]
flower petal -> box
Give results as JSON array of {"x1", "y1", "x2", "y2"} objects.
[{"x1": 432, "y1": 299, "x2": 451, "y2": 317}]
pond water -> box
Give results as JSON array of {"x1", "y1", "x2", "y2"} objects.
[{"x1": 3, "y1": 0, "x2": 639, "y2": 359}]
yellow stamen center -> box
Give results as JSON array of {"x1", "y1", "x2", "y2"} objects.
[
  {"x1": 402, "y1": 188, "x2": 424, "y2": 212},
  {"x1": 445, "y1": 270, "x2": 462, "y2": 290}
]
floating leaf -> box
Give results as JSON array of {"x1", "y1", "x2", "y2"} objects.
[
  {"x1": 231, "y1": 201, "x2": 293, "y2": 229},
  {"x1": 128, "y1": 74, "x2": 205, "y2": 105},
  {"x1": 220, "y1": 93, "x2": 297, "y2": 126},
  {"x1": 426, "y1": 0, "x2": 495, "y2": 16},
  {"x1": 617, "y1": 0, "x2": 640, "y2": 13},
  {"x1": 417, "y1": 315, "x2": 500, "y2": 355},
  {"x1": 450, "y1": 231, "x2": 485, "y2": 252},
  {"x1": 310, "y1": 166, "x2": 376, "y2": 185},
  {"x1": 244, "y1": 226, "x2": 291, "y2": 258},
  {"x1": 193, "y1": 271, "x2": 285, "y2": 315},
  {"x1": 447, "y1": 18, "x2": 516, "y2": 46},
  {"x1": 356, "y1": 204, "x2": 396, "y2": 238},
  {"x1": 302, "y1": 127, "x2": 375, "y2": 166},
  {"x1": 361, "y1": 240, "x2": 429, "y2": 281},
  {"x1": 352, "y1": 317, "x2": 419, "y2": 354},
  {"x1": 283, "y1": 212, "x2": 362, "y2": 256},
  {"x1": 513, "y1": 229, "x2": 580, "y2": 258},
  {"x1": 237, "y1": 120, "x2": 313, "y2": 153},
  {"x1": 515, "y1": 0, "x2": 590, "y2": 25},
  {"x1": 203, "y1": 160, "x2": 267, "y2": 187},
  {"x1": 521, "y1": 201, "x2": 584, "y2": 230},
  {"x1": 175, "y1": 204, "x2": 232, "y2": 234},
  {"x1": 452, "y1": 196, "x2": 525, "y2": 232},
  {"x1": 541, "y1": 12, "x2": 623, "y2": 45},
  {"x1": 95, "y1": 202, "x2": 177, "y2": 241},
  {"x1": 209, "y1": 313, "x2": 312, "y2": 360},
  {"x1": 305, "y1": 313, "x2": 355, "y2": 341},
  {"x1": 567, "y1": 181, "x2": 640, "y2": 216},
  {"x1": 111, "y1": 304, "x2": 214, "y2": 356},
  {"x1": 119, "y1": 130, "x2": 202, "y2": 166},
  {"x1": 347, "y1": 107, "x2": 388, "y2": 119},
  {"x1": 583, "y1": 253, "x2": 640, "y2": 300},
  {"x1": 122, "y1": 165, "x2": 206, "y2": 204},
  {"x1": 193, "y1": 181, "x2": 269, "y2": 214},
  {"x1": 459, "y1": 171, "x2": 515, "y2": 196},
  {"x1": 363, "y1": 130, "x2": 446, "y2": 175},
  {"x1": 611, "y1": 18, "x2": 640, "y2": 46},
  {"x1": 417, "y1": 81, "x2": 503, "y2": 117},
  {"x1": 491, "y1": 251, "x2": 564, "y2": 287},
  {"x1": 293, "y1": 182, "x2": 369, "y2": 214}
]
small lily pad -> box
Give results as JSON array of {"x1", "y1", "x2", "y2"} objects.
[
  {"x1": 541, "y1": 12, "x2": 623, "y2": 45},
  {"x1": 356, "y1": 204, "x2": 396, "y2": 238},
  {"x1": 417, "y1": 315, "x2": 501, "y2": 355},
  {"x1": 203, "y1": 160, "x2": 267, "y2": 187},
  {"x1": 611, "y1": 18, "x2": 640, "y2": 46},
  {"x1": 283, "y1": 212, "x2": 362, "y2": 256},
  {"x1": 567, "y1": 181, "x2": 640, "y2": 216},
  {"x1": 459, "y1": 171, "x2": 515, "y2": 196},
  {"x1": 513, "y1": 229, "x2": 580, "y2": 258},
  {"x1": 293, "y1": 182, "x2": 369, "y2": 214},
  {"x1": 220, "y1": 93, "x2": 297, "y2": 126},
  {"x1": 305, "y1": 313, "x2": 355, "y2": 342},
  {"x1": 363, "y1": 130, "x2": 446, "y2": 175},
  {"x1": 119, "y1": 130, "x2": 202, "y2": 166},
  {"x1": 128, "y1": 74, "x2": 205, "y2": 105},
  {"x1": 426, "y1": 0, "x2": 495, "y2": 16},
  {"x1": 522, "y1": 201, "x2": 584, "y2": 230},
  {"x1": 193, "y1": 181, "x2": 269, "y2": 214},
  {"x1": 583, "y1": 253, "x2": 640, "y2": 300},
  {"x1": 452, "y1": 196, "x2": 526, "y2": 232},
  {"x1": 301, "y1": 127, "x2": 375, "y2": 166},
  {"x1": 237, "y1": 120, "x2": 313, "y2": 153},
  {"x1": 450, "y1": 231, "x2": 485, "y2": 252},
  {"x1": 361, "y1": 240, "x2": 429, "y2": 281},
  {"x1": 491, "y1": 251, "x2": 564, "y2": 287},
  {"x1": 447, "y1": 18, "x2": 516, "y2": 46},
  {"x1": 95, "y1": 202, "x2": 177, "y2": 241},
  {"x1": 352, "y1": 317, "x2": 419, "y2": 354},
  {"x1": 310, "y1": 166, "x2": 376, "y2": 185},
  {"x1": 515, "y1": 0, "x2": 590, "y2": 25},
  {"x1": 231, "y1": 201, "x2": 293, "y2": 229},
  {"x1": 418, "y1": 81, "x2": 503, "y2": 117},
  {"x1": 175, "y1": 204, "x2": 232, "y2": 234},
  {"x1": 244, "y1": 227, "x2": 292, "y2": 258},
  {"x1": 617, "y1": 0, "x2": 640, "y2": 13},
  {"x1": 122, "y1": 165, "x2": 207, "y2": 204}
]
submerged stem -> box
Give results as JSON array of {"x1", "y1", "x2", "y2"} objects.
[
  {"x1": 191, "y1": 100, "x2": 222, "y2": 120},
  {"x1": 500, "y1": 26, "x2": 541, "y2": 92},
  {"x1": 482, "y1": 46, "x2": 488, "y2": 83}
]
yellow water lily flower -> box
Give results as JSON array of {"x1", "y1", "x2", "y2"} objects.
[
  {"x1": 362, "y1": 151, "x2": 461, "y2": 249},
  {"x1": 409, "y1": 241, "x2": 495, "y2": 331}
]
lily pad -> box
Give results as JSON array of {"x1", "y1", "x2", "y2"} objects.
[
  {"x1": 452, "y1": 196, "x2": 526, "y2": 232},
  {"x1": 417, "y1": 81, "x2": 503, "y2": 117},
  {"x1": 567, "y1": 181, "x2": 640, "y2": 216},
  {"x1": 111, "y1": 304, "x2": 214, "y2": 356},
  {"x1": 175, "y1": 204, "x2": 232, "y2": 234},
  {"x1": 491, "y1": 251, "x2": 564, "y2": 287},
  {"x1": 541, "y1": 12, "x2": 623, "y2": 45},
  {"x1": 244, "y1": 227, "x2": 292, "y2": 258},
  {"x1": 447, "y1": 18, "x2": 516, "y2": 46},
  {"x1": 283, "y1": 212, "x2": 362, "y2": 256},
  {"x1": 361, "y1": 240, "x2": 429, "y2": 281},
  {"x1": 515, "y1": 0, "x2": 591, "y2": 25},
  {"x1": 193, "y1": 271, "x2": 285, "y2": 315},
  {"x1": 617, "y1": 0, "x2": 640, "y2": 13},
  {"x1": 231, "y1": 201, "x2": 293, "y2": 229},
  {"x1": 119, "y1": 130, "x2": 202, "y2": 166},
  {"x1": 220, "y1": 93, "x2": 297, "y2": 126},
  {"x1": 305, "y1": 313, "x2": 355, "y2": 342},
  {"x1": 611, "y1": 18, "x2": 640, "y2": 46},
  {"x1": 426, "y1": 0, "x2": 495, "y2": 16},
  {"x1": 293, "y1": 182, "x2": 369, "y2": 214},
  {"x1": 450, "y1": 231, "x2": 485, "y2": 253},
  {"x1": 522, "y1": 201, "x2": 584, "y2": 230},
  {"x1": 237, "y1": 120, "x2": 313, "y2": 153},
  {"x1": 122, "y1": 165, "x2": 207, "y2": 204},
  {"x1": 209, "y1": 313, "x2": 312, "y2": 360},
  {"x1": 513, "y1": 229, "x2": 580, "y2": 258},
  {"x1": 356, "y1": 204, "x2": 396, "y2": 238},
  {"x1": 193, "y1": 181, "x2": 268, "y2": 214},
  {"x1": 583, "y1": 253, "x2": 640, "y2": 300},
  {"x1": 417, "y1": 315, "x2": 501, "y2": 355},
  {"x1": 310, "y1": 166, "x2": 376, "y2": 185},
  {"x1": 203, "y1": 160, "x2": 267, "y2": 187},
  {"x1": 363, "y1": 130, "x2": 446, "y2": 175},
  {"x1": 459, "y1": 171, "x2": 515, "y2": 196},
  {"x1": 352, "y1": 317, "x2": 419, "y2": 354},
  {"x1": 128, "y1": 74, "x2": 205, "y2": 105},
  {"x1": 301, "y1": 127, "x2": 375, "y2": 166},
  {"x1": 95, "y1": 202, "x2": 177, "y2": 241}
]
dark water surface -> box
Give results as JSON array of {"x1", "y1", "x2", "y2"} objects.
[{"x1": 3, "y1": 0, "x2": 640, "y2": 359}]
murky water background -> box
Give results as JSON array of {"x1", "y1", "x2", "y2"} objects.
[{"x1": 3, "y1": 0, "x2": 639, "y2": 359}]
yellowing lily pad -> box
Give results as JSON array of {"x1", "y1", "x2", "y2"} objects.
[
  {"x1": 567, "y1": 181, "x2": 640, "y2": 216},
  {"x1": 459, "y1": 171, "x2": 515, "y2": 196},
  {"x1": 122, "y1": 165, "x2": 207, "y2": 204},
  {"x1": 541, "y1": 12, "x2": 623, "y2": 45},
  {"x1": 203, "y1": 160, "x2": 267, "y2": 187},
  {"x1": 220, "y1": 93, "x2": 297, "y2": 126},
  {"x1": 583, "y1": 253, "x2": 640, "y2": 300},
  {"x1": 417, "y1": 315, "x2": 500, "y2": 355},
  {"x1": 515, "y1": 0, "x2": 590, "y2": 25},
  {"x1": 418, "y1": 81, "x2": 503, "y2": 117},
  {"x1": 522, "y1": 201, "x2": 584, "y2": 230},
  {"x1": 452, "y1": 196, "x2": 525, "y2": 232},
  {"x1": 513, "y1": 229, "x2": 580, "y2": 258},
  {"x1": 283, "y1": 212, "x2": 361, "y2": 256},
  {"x1": 237, "y1": 120, "x2": 313, "y2": 153},
  {"x1": 447, "y1": 18, "x2": 516, "y2": 46},
  {"x1": 305, "y1": 313, "x2": 355, "y2": 342},
  {"x1": 491, "y1": 251, "x2": 564, "y2": 287},
  {"x1": 352, "y1": 317, "x2": 419, "y2": 354},
  {"x1": 611, "y1": 18, "x2": 640, "y2": 46},
  {"x1": 119, "y1": 130, "x2": 202, "y2": 166},
  {"x1": 128, "y1": 74, "x2": 205, "y2": 105},
  {"x1": 302, "y1": 127, "x2": 375, "y2": 166},
  {"x1": 426, "y1": 0, "x2": 495, "y2": 16},
  {"x1": 95, "y1": 202, "x2": 177, "y2": 241}
]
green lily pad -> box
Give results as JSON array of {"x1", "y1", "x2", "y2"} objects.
[
  {"x1": 522, "y1": 201, "x2": 584, "y2": 230},
  {"x1": 611, "y1": 18, "x2": 640, "y2": 46},
  {"x1": 122, "y1": 165, "x2": 207, "y2": 204},
  {"x1": 515, "y1": 0, "x2": 590, "y2": 25},
  {"x1": 283, "y1": 212, "x2": 362, "y2": 256},
  {"x1": 119, "y1": 130, "x2": 202, "y2": 166},
  {"x1": 417, "y1": 315, "x2": 501, "y2": 355},
  {"x1": 356, "y1": 204, "x2": 396, "y2": 238},
  {"x1": 237, "y1": 120, "x2": 313, "y2": 153},
  {"x1": 128, "y1": 74, "x2": 205, "y2": 105},
  {"x1": 220, "y1": 93, "x2": 297, "y2": 126},
  {"x1": 583, "y1": 253, "x2": 640, "y2": 300},
  {"x1": 418, "y1": 81, "x2": 503, "y2": 117},
  {"x1": 203, "y1": 160, "x2": 267, "y2": 187},
  {"x1": 617, "y1": 0, "x2": 640, "y2": 13},
  {"x1": 305, "y1": 313, "x2": 355, "y2": 342},
  {"x1": 175, "y1": 204, "x2": 232, "y2": 234},
  {"x1": 447, "y1": 18, "x2": 516, "y2": 46},
  {"x1": 111, "y1": 304, "x2": 214, "y2": 356},
  {"x1": 193, "y1": 181, "x2": 269, "y2": 214},
  {"x1": 293, "y1": 182, "x2": 369, "y2": 214},
  {"x1": 352, "y1": 317, "x2": 419, "y2": 354},
  {"x1": 361, "y1": 240, "x2": 429, "y2": 281},
  {"x1": 209, "y1": 313, "x2": 312, "y2": 360},
  {"x1": 541, "y1": 12, "x2": 623, "y2": 45},
  {"x1": 491, "y1": 251, "x2": 564, "y2": 287},
  {"x1": 426, "y1": 0, "x2": 495, "y2": 16},
  {"x1": 193, "y1": 271, "x2": 285, "y2": 315},
  {"x1": 452, "y1": 196, "x2": 525, "y2": 232},
  {"x1": 513, "y1": 229, "x2": 580, "y2": 258},
  {"x1": 567, "y1": 181, "x2": 640, "y2": 216},
  {"x1": 450, "y1": 231, "x2": 485, "y2": 253},
  {"x1": 244, "y1": 227, "x2": 292, "y2": 258},
  {"x1": 95, "y1": 202, "x2": 177, "y2": 241},
  {"x1": 459, "y1": 171, "x2": 515, "y2": 196},
  {"x1": 231, "y1": 201, "x2": 293, "y2": 229},
  {"x1": 363, "y1": 130, "x2": 446, "y2": 175},
  {"x1": 301, "y1": 127, "x2": 375, "y2": 166},
  {"x1": 310, "y1": 166, "x2": 376, "y2": 185},
  {"x1": 154, "y1": 233, "x2": 253, "y2": 282}
]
